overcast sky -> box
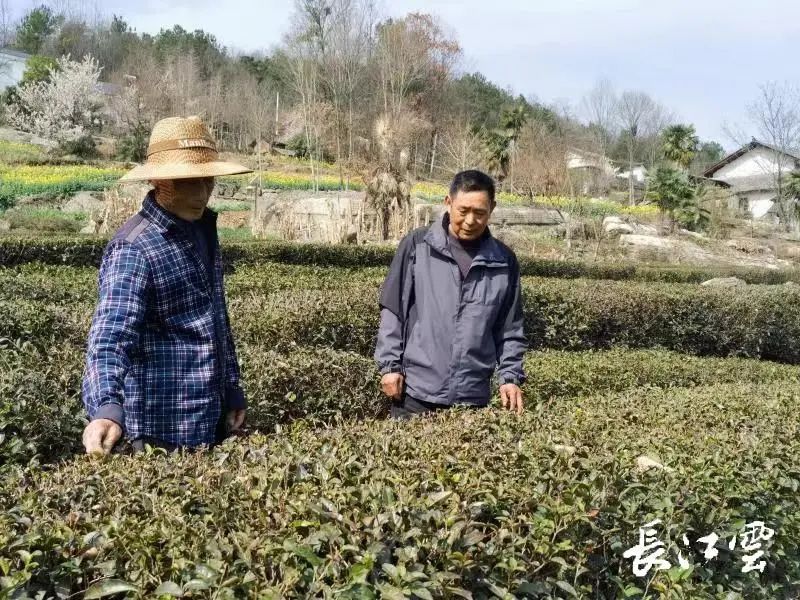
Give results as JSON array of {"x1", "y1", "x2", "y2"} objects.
[{"x1": 8, "y1": 0, "x2": 800, "y2": 148}]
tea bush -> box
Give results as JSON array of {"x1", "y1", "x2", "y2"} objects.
[
  {"x1": 1, "y1": 236, "x2": 798, "y2": 285},
  {"x1": 1, "y1": 383, "x2": 799, "y2": 598},
  {"x1": 4, "y1": 264, "x2": 800, "y2": 362},
  {"x1": 4, "y1": 340, "x2": 800, "y2": 475}
]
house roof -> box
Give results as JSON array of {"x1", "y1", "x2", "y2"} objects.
[
  {"x1": 720, "y1": 174, "x2": 779, "y2": 194},
  {"x1": 0, "y1": 48, "x2": 31, "y2": 60},
  {"x1": 703, "y1": 139, "x2": 800, "y2": 177}
]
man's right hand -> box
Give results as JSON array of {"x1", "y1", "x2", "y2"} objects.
[
  {"x1": 381, "y1": 373, "x2": 404, "y2": 400},
  {"x1": 82, "y1": 419, "x2": 123, "y2": 455}
]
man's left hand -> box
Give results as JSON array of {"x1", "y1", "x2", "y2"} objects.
[
  {"x1": 227, "y1": 409, "x2": 246, "y2": 432},
  {"x1": 499, "y1": 383, "x2": 524, "y2": 415}
]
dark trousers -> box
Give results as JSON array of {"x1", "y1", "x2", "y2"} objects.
[{"x1": 390, "y1": 395, "x2": 483, "y2": 420}]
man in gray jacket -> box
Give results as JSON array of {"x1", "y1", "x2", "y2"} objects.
[{"x1": 375, "y1": 169, "x2": 526, "y2": 418}]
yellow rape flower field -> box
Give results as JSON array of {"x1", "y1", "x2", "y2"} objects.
[{"x1": 0, "y1": 153, "x2": 657, "y2": 221}]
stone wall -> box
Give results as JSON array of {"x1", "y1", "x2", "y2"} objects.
[{"x1": 252, "y1": 191, "x2": 565, "y2": 243}]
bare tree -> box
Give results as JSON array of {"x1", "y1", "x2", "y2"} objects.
[
  {"x1": 285, "y1": 4, "x2": 328, "y2": 191},
  {"x1": 581, "y1": 78, "x2": 618, "y2": 156},
  {"x1": 0, "y1": 0, "x2": 12, "y2": 47},
  {"x1": 438, "y1": 117, "x2": 485, "y2": 175},
  {"x1": 615, "y1": 90, "x2": 669, "y2": 204},
  {"x1": 514, "y1": 120, "x2": 569, "y2": 199},
  {"x1": 306, "y1": 0, "x2": 377, "y2": 190},
  {"x1": 746, "y1": 82, "x2": 800, "y2": 229}
]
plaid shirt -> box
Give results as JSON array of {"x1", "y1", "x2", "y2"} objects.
[{"x1": 82, "y1": 193, "x2": 245, "y2": 447}]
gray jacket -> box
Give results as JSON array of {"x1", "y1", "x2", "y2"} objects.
[{"x1": 375, "y1": 214, "x2": 527, "y2": 406}]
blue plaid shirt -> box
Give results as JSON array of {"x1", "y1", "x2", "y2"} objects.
[{"x1": 82, "y1": 193, "x2": 245, "y2": 447}]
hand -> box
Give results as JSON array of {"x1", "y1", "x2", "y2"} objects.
[
  {"x1": 227, "y1": 408, "x2": 246, "y2": 432},
  {"x1": 83, "y1": 419, "x2": 123, "y2": 455},
  {"x1": 381, "y1": 373, "x2": 404, "y2": 400},
  {"x1": 499, "y1": 383, "x2": 524, "y2": 415}
]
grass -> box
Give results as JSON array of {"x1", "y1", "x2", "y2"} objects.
[
  {"x1": 218, "y1": 227, "x2": 254, "y2": 241},
  {"x1": 1, "y1": 207, "x2": 87, "y2": 233},
  {"x1": 209, "y1": 199, "x2": 252, "y2": 212},
  {"x1": 0, "y1": 139, "x2": 46, "y2": 164}
]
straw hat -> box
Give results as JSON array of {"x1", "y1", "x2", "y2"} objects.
[{"x1": 119, "y1": 116, "x2": 253, "y2": 182}]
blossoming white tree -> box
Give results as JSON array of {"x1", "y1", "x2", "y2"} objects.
[{"x1": 9, "y1": 55, "x2": 103, "y2": 145}]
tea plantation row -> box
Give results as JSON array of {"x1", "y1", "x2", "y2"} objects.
[
  {"x1": 3, "y1": 338, "x2": 800, "y2": 473},
  {"x1": 1, "y1": 236, "x2": 798, "y2": 284},
  {"x1": 2, "y1": 382, "x2": 799, "y2": 598},
  {"x1": 3, "y1": 262, "x2": 800, "y2": 362}
]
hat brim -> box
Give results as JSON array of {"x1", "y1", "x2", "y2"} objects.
[{"x1": 119, "y1": 161, "x2": 254, "y2": 182}]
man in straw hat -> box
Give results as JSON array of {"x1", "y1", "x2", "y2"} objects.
[{"x1": 82, "y1": 116, "x2": 253, "y2": 454}]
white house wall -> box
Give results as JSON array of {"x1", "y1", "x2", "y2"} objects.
[
  {"x1": 0, "y1": 53, "x2": 26, "y2": 90},
  {"x1": 714, "y1": 147, "x2": 795, "y2": 180},
  {"x1": 745, "y1": 192, "x2": 776, "y2": 219}
]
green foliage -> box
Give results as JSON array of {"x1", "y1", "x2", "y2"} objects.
[
  {"x1": 114, "y1": 121, "x2": 149, "y2": 162},
  {"x1": 784, "y1": 171, "x2": 800, "y2": 201},
  {"x1": 691, "y1": 140, "x2": 726, "y2": 174},
  {"x1": 647, "y1": 166, "x2": 709, "y2": 230},
  {"x1": 0, "y1": 139, "x2": 45, "y2": 164},
  {"x1": 450, "y1": 72, "x2": 518, "y2": 130},
  {"x1": 6, "y1": 261, "x2": 800, "y2": 364},
  {"x1": 57, "y1": 134, "x2": 99, "y2": 159},
  {"x1": 21, "y1": 55, "x2": 58, "y2": 84},
  {"x1": 483, "y1": 104, "x2": 528, "y2": 181},
  {"x1": 1, "y1": 237, "x2": 799, "y2": 284},
  {"x1": 2, "y1": 382, "x2": 800, "y2": 597},
  {"x1": 661, "y1": 124, "x2": 699, "y2": 170},
  {"x1": 13, "y1": 5, "x2": 60, "y2": 54},
  {"x1": 1, "y1": 207, "x2": 87, "y2": 233},
  {"x1": 153, "y1": 24, "x2": 225, "y2": 77}
]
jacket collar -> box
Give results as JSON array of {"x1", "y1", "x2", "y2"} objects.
[
  {"x1": 424, "y1": 211, "x2": 507, "y2": 266},
  {"x1": 141, "y1": 190, "x2": 218, "y2": 234}
]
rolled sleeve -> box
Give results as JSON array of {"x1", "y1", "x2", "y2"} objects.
[{"x1": 82, "y1": 240, "x2": 150, "y2": 428}]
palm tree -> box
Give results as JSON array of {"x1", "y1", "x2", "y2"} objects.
[
  {"x1": 647, "y1": 165, "x2": 696, "y2": 231},
  {"x1": 784, "y1": 171, "x2": 800, "y2": 225},
  {"x1": 484, "y1": 104, "x2": 528, "y2": 182},
  {"x1": 662, "y1": 124, "x2": 699, "y2": 171}
]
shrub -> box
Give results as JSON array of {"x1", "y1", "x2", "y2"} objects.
[
  {"x1": 1, "y1": 383, "x2": 799, "y2": 597},
  {"x1": 114, "y1": 122, "x2": 149, "y2": 163},
  {"x1": 1, "y1": 237, "x2": 798, "y2": 285},
  {"x1": 4, "y1": 339, "x2": 800, "y2": 474},
  {"x1": 57, "y1": 133, "x2": 99, "y2": 159},
  {"x1": 5, "y1": 264, "x2": 800, "y2": 363},
  {"x1": 2, "y1": 207, "x2": 87, "y2": 233}
]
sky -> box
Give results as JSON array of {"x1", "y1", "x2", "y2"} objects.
[{"x1": 7, "y1": 0, "x2": 800, "y2": 148}]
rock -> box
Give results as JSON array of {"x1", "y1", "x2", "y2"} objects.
[
  {"x1": 679, "y1": 229, "x2": 708, "y2": 241},
  {"x1": 727, "y1": 239, "x2": 772, "y2": 255},
  {"x1": 635, "y1": 455, "x2": 674, "y2": 473},
  {"x1": 700, "y1": 277, "x2": 746, "y2": 287},
  {"x1": 603, "y1": 216, "x2": 634, "y2": 235},
  {"x1": 63, "y1": 191, "x2": 105, "y2": 216},
  {"x1": 633, "y1": 223, "x2": 658, "y2": 235},
  {"x1": 0, "y1": 219, "x2": 10, "y2": 233},
  {"x1": 780, "y1": 245, "x2": 800, "y2": 259},
  {"x1": 619, "y1": 234, "x2": 673, "y2": 249}
]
